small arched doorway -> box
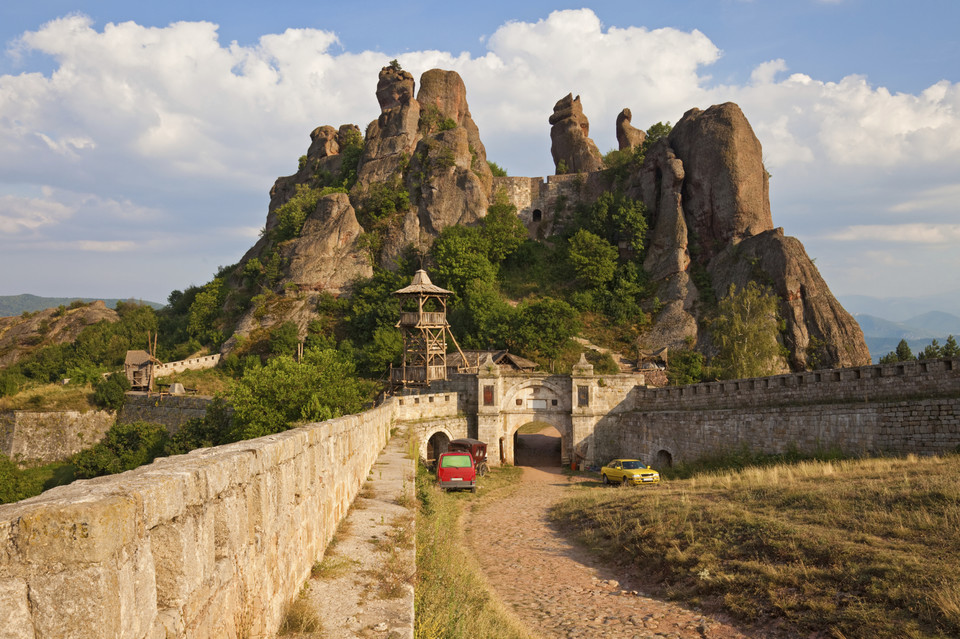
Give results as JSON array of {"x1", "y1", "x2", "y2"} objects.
[
  {"x1": 427, "y1": 431, "x2": 451, "y2": 464},
  {"x1": 655, "y1": 449, "x2": 673, "y2": 468},
  {"x1": 513, "y1": 421, "x2": 562, "y2": 467}
]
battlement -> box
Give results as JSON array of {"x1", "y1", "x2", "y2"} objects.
[{"x1": 633, "y1": 357, "x2": 960, "y2": 412}]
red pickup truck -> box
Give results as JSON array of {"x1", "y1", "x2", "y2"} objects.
[{"x1": 436, "y1": 451, "x2": 477, "y2": 493}]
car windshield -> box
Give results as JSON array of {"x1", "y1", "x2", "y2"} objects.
[
  {"x1": 621, "y1": 461, "x2": 645, "y2": 470},
  {"x1": 440, "y1": 454, "x2": 472, "y2": 468}
]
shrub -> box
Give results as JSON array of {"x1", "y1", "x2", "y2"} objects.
[
  {"x1": 487, "y1": 160, "x2": 508, "y2": 177},
  {"x1": 72, "y1": 421, "x2": 169, "y2": 479},
  {"x1": 92, "y1": 372, "x2": 131, "y2": 411},
  {"x1": 0, "y1": 453, "x2": 45, "y2": 504}
]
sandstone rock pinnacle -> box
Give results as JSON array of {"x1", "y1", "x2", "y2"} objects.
[
  {"x1": 549, "y1": 94, "x2": 604, "y2": 174},
  {"x1": 616, "y1": 108, "x2": 646, "y2": 151}
]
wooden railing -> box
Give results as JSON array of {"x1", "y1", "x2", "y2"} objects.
[{"x1": 398, "y1": 311, "x2": 447, "y2": 326}]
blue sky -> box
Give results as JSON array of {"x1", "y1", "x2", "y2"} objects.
[{"x1": 1, "y1": 1, "x2": 958, "y2": 309}]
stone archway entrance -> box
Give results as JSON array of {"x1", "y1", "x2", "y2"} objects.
[
  {"x1": 426, "y1": 431, "x2": 450, "y2": 464},
  {"x1": 513, "y1": 421, "x2": 562, "y2": 467}
]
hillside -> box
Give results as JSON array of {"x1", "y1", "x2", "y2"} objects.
[
  {"x1": 0, "y1": 294, "x2": 163, "y2": 317},
  {"x1": 0, "y1": 301, "x2": 119, "y2": 369},
  {"x1": 174, "y1": 63, "x2": 869, "y2": 379}
]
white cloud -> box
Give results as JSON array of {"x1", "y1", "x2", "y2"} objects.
[
  {"x1": 888, "y1": 183, "x2": 960, "y2": 214},
  {"x1": 825, "y1": 224, "x2": 960, "y2": 244},
  {"x1": 0, "y1": 188, "x2": 73, "y2": 233},
  {"x1": 1, "y1": 9, "x2": 960, "y2": 301}
]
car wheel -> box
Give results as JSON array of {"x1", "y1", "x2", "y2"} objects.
[
  {"x1": 602, "y1": 473, "x2": 609, "y2": 485},
  {"x1": 470, "y1": 486, "x2": 477, "y2": 493}
]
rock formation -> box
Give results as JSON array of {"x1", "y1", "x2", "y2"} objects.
[
  {"x1": 225, "y1": 65, "x2": 493, "y2": 351},
  {"x1": 633, "y1": 102, "x2": 869, "y2": 368},
  {"x1": 0, "y1": 301, "x2": 119, "y2": 368},
  {"x1": 549, "y1": 94, "x2": 604, "y2": 174},
  {"x1": 616, "y1": 108, "x2": 645, "y2": 151},
  {"x1": 225, "y1": 67, "x2": 868, "y2": 371}
]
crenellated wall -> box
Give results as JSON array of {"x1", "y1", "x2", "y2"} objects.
[
  {"x1": 614, "y1": 358, "x2": 960, "y2": 465},
  {"x1": 153, "y1": 354, "x2": 221, "y2": 378},
  {"x1": 0, "y1": 398, "x2": 397, "y2": 639}
]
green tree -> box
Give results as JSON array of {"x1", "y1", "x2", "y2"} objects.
[
  {"x1": 93, "y1": 372, "x2": 132, "y2": 411},
  {"x1": 568, "y1": 229, "x2": 618, "y2": 289},
  {"x1": 917, "y1": 339, "x2": 942, "y2": 360},
  {"x1": 510, "y1": 297, "x2": 579, "y2": 362},
  {"x1": 942, "y1": 335, "x2": 959, "y2": 357},
  {"x1": 0, "y1": 453, "x2": 44, "y2": 504},
  {"x1": 188, "y1": 278, "x2": 227, "y2": 346},
  {"x1": 344, "y1": 269, "x2": 406, "y2": 342},
  {"x1": 574, "y1": 191, "x2": 648, "y2": 254},
  {"x1": 668, "y1": 350, "x2": 705, "y2": 386},
  {"x1": 487, "y1": 161, "x2": 508, "y2": 177},
  {"x1": 480, "y1": 193, "x2": 527, "y2": 263},
  {"x1": 228, "y1": 347, "x2": 366, "y2": 441},
  {"x1": 711, "y1": 282, "x2": 784, "y2": 380},
  {"x1": 430, "y1": 225, "x2": 497, "y2": 296},
  {"x1": 274, "y1": 184, "x2": 322, "y2": 242},
  {"x1": 360, "y1": 326, "x2": 403, "y2": 376},
  {"x1": 450, "y1": 278, "x2": 516, "y2": 350},
  {"x1": 879, "y1": 338, "x2": 914, "y2": 364},
  {"x1": 73, "y1": 421, "x2": 169, "y2": 479},
  {"x1": 641, "y1": 121, "x2": 672, "y2": 154},
  {"x1": 269, "y1": 321, "x2": 300, "y2": 356}
]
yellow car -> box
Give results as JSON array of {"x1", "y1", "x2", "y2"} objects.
[{"x1": 601, "y1": 459, "x2": 660, "y2": 485}]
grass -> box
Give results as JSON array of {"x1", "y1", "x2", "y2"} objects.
[
  {"x1": 0, "y1": 382, "x2": 97, "y2": 412},
  {"x1": 277, "y1": 585, "x2": 322, "y2": 636},
  {"x1": 414, "y1": 462, "x2": 533, "y2": 639},
  {"x1": 551, "y1": 453, "x2": 960, "y2": 638},
  {"x1": 153, "y1": 366, "x2": 232, "y2": 396}
]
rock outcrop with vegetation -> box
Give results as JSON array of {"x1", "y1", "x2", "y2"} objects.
[
  {"x1": 213, "y1": 64, "x2": 867, "y2": 377},
  {"x1": 0, "y1": 301, "x2": 119, "y2": 369}
]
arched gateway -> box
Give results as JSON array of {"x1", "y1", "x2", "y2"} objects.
[{"x1": 474, "y1": 353, "x2": 638, "y2": 468}]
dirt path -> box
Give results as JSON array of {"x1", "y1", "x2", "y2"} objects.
[{"x1": 466, "y1": 434, "x2": 748, "y2": 639}]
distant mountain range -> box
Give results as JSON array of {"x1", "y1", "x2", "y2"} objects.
[
  {"x1": 839, "y1": 290, "x2": 960, "y2": 321},
  {"x1": 851, "y1": 310, "x2": 960, "y2": 362},
  {"x1": 0, "y1": 294, "x2": 164, "y2": 317}
]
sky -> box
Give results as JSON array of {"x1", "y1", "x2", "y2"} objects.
[{"x1": 1, "y1": 0, "x2": 958, "y2": 310}]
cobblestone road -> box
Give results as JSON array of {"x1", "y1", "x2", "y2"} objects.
[{"x1": 466, "y1": 438, "x2": 750, "y2": 639}]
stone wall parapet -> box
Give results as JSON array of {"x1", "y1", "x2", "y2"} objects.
[
  {"x1": 633, "y1": 357, "x2": 960, "y2": 412},
  {"x1": 0, "y1": 398, "x2": 398, "y2": 638}
]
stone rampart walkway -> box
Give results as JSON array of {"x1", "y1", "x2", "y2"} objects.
[{"x1": 288, "y1": 427, "x2": 415, "y2": 638}]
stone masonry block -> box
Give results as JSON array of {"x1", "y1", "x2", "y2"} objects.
[{"x1": 0, "y1": 578, "x2": 34, "y2": 639}]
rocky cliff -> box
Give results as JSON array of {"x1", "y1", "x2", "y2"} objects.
[
  {"x1": 632, "y1": 102, "x2": 869, "y2": 368},
  {"x1": 225, "y1": 66, "x2": 868, "y2": 371}
]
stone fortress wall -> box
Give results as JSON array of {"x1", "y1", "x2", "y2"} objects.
[
  {"x1": 119, "y1": 393, "x2": 219, "y2": 434},
  {"x1": 607, "y1": 357, "x2": 960, "y2": 466},
  {"x1": 0, "y1": 398, "x2": 398, "y2": 639},
  {"x1": 0, "y1": 409, "x2": 115, "y2": 467},
  {"x1": 492, "y1": 172, "x2": 610, "y2": 239},
  {"x1": 153, "y1": 354, "x2": 221, "y2": 378},
  {"x1": 2, "y1": 357, "x2": 958, "y2": 637}
]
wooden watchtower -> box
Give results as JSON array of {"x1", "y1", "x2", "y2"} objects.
[{"x1": 391, "y1": 269, "x2": 467, "y2": 387}]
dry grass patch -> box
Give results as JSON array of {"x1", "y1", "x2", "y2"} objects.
[
  {"x1": 552, "y1": 454, "x2": 960, "y2": 638},
  {"x1": 154, "y1": 366, "x2": 231, "y2": 396},
  {"x1": 415, "y1": 463, "x2": 532, "y2": 639},
  {"x1": 0, "y1": 382, "x2": 97, "y2": 412},
  {"x1": 278, "y1": 586, "x2": 322, "y2": 636}
]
